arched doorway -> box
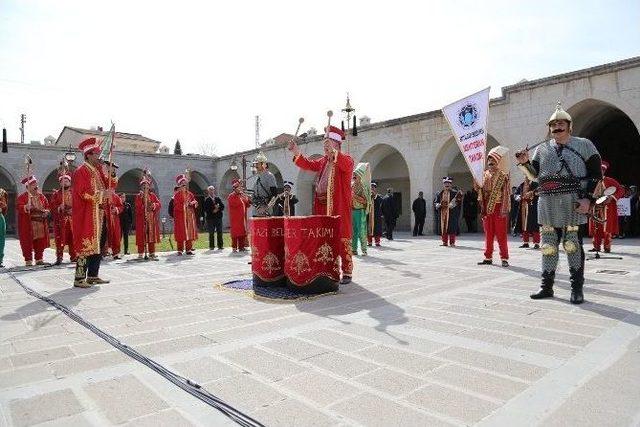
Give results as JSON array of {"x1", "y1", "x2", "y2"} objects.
[
  {"x1": 116, "y1": 169, "x2": 160, "y2": 233},
  {"x1": 360, "y1": 144, "x2": 411, "y2": 231},
  {"x1": 295, "y1": 154, "x2": 323, "y2": 216},
  {"x1": 0, "y1": 165, "x2": 17, "y2": 235},
  {"x1": 189, "y1": 171, "x2": 210, "y2": 228},
  {"x1": 568, "y1": 99, "x2": 640, "y2": 186},
  {"x1": 42, "y1": 168, "x2": 64, "y2": 197},
  {"x1": 267, "y1": 162, "x2": 284, "y2": 191},
  {"x1": 433, "y1": 135, "x2": 500, "y2": 233}
]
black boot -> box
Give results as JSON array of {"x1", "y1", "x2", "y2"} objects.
[
  {"x1": 569, "y1": 267, "x2": 584, "y2": 304},
  {"x1": 530, "y1": 271, "x2": 554, "y2": 299}
]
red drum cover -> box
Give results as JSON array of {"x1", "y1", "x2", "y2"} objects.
[
  {"x1": 284, "y1": 215, "x2": 340, "y2": 293},
  {"x1": 250, "y1": 217, "x2": 285, "y2": 287}
]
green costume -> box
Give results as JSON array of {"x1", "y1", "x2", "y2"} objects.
[{"x1": 352, "y1": 163, "x2": 371, "y2": 255}]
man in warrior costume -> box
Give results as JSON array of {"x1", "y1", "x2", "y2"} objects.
[
  {"x1": 351, "y1": 163, "x2": 370, "y2": 256},
  {"x1": 434, "y1": 176, "x2": 462, "y2": 247},
  {"x1": 135, "y1": 176, "x2": 162, "y2": 259},
  {"x1": 173, "y1": 174, "x2": 198, "y2": 255},
  {"x1": 588, "y1": 160, "x2": 624, "y2": 253},
  {"x1": 252, "y1": 152, "x2": 278, "y2": 217},
  {"x1": 288, "y1": 125, "x2": 355, "y2": 284},
  {"x1": 516, "y1": 103, "x2": 602, "y2": 304},
  {"x1": 515, "y1": 177, "x2": 540, "y2": 249},
  {"x1": 17, "y1": 175, "x2": 50, "y2": 266},
  {"x1": 51, "y1": 174, "x2": 76, "y2": 264},
  {"x1": 228, "y1": 178, "x2": 251, "y2": 252},
  {"x1": 367, "y1": 182, "x2": 383, "y2": 247},
  {"x1": 477, "y1": 147, "x2": 511, "y2": 267}
]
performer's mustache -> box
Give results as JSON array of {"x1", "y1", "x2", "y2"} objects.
[{"x1": 552, "y1": 128, "x2": 565, "y2": 133}]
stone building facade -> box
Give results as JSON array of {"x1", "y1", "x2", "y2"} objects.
[{"x1": 1, "y1": 56, "x2": 639, "y2": 234}]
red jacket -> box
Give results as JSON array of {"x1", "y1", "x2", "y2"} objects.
[
  {"x1": 16, "y1": 191, "x2": 50, "y2": 245},
  {"x1": 173, "y1": 189, "x2": 198, "y2": 242},
  {"x1": 72, "y1": 162, "x2": 108, "y2": 257},
  {"x1": 50, "y1": 188, "x2": 72, "y2": 245},
  {"x1": 227, "y1": 191, "x2": 251, "y2": 238},
  {"x1": 135, "y1": 191, "x2": 162, "y2": 244},
  {"x1": 293, "y1": 151, "x2": 354, "y2": 239},
  {"x1": 589, "y1": 176, "x2": 624, "y2": 235}
]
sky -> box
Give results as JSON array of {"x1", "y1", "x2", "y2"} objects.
[{"x1": 1, "y1": 0, "x2": 639, "y2": 156}]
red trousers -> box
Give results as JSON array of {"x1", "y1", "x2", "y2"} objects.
[
  {"x1": 441, "y1": 233, "x2": 456, "y2": 246},
  {"x1": 177, "y1": 240, "x2": 193, "y2": 252},
  {"x1": 367, "y1": 235, "x2": 381, "y2": 245},
  {"x1": 522, "y1": 231, "x2": 540, "y2": 244},
  {"x1": 592, "y1": 224, "x2": 611, "y2": 251},
  {"x1": 21, "y1": 238, "x2": 48, "y2": 262},
  {"x1": 137, "y1": 242, "x2": 156, "y2": 255},
  {"x1": 231, "y1": 236, "x2": 246, "y2": 251},
  {"x1": 482, "y1": 212, "x2": 509, "y2": 260},
  {"x1": 55, "y1": 220, "x2": 76, "y2": 261}
]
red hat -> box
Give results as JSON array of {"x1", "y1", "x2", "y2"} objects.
[
  {"x1": 175, "y1": 174, "x2": 188, "y2": 185},
  {"x1": 58, "y1": 174, "x2": 71, "y2": 183},
  {"x1": 601, "y1": 160, "x2": 609, "y2": 171},
  {"x1": 232, "y1": 178, "x2": 241, "y2": 188},
  {"x1": 21, "y1": 175, "x2": 37, "y2": 186},
  {"x1": 324, "y1": 125, "x2": 345, "y2": 144},
  {"x1": 78, "y1": 137, "x2": 101, "y2": 155}
]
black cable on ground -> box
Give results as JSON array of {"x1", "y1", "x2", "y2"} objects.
[{"x1": 6, "y1": 271, "x2": 265, "y2": 427}]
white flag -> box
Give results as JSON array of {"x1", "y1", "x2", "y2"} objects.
[{"x1": 442, "y1": 87, "x2": 491, "y2": 186}]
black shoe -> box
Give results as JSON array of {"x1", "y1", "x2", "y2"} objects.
[
  {"x1": 54, "y1": 259, "x2": 62, "y2": 266},
  {"x1": 588, "y1": 248, "x2": 599, "y2": 252},
  {"x1": 533, "y1": 244, "x2": 540, "y2": 249},
  {"x1": 519, "y1": 243, "x2": 530, "y2": 248},
  {"x1": 501, "y1": 260, "x2": 509, "y2": 267},
  {"x1": 340, "y1": 276, "x2": 352, "y2": 284},
  {"x1": 477, "y1": 259, "x2": 492, "y2": 265},
  {"x1": 186, "y1": 251, "x2": 195, "y2": 255},
  {"x1": 604, "y1": 248, "x2": 611, "y2": 253},
  {"x1": 530, "y1": 288, "x2": 554, "y2": 299},
  {"x1": 440, "y1": 243, "x2": 448, "y2": 247},
  {"x1": 570, "y1": 289, "x2": 584, "y2": 304}
]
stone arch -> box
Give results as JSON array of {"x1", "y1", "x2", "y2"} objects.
[
  {"x1": 432, "y1": 134, "x2": 500, "y2": 233},
  {"x1": 116, "y1": 168, "x2": 159, "y2": 195},
  {"x1": 0, "y1": 165, "x2": 18, "y2": 234},
  {"x1": 433, "y1": 134, "x2": 501, "y2": 196},
  {"x1": 267, "y1": 162, "x2": 284, "y2": 190},
  {"x1": 295, "y1": 154, "x2": 323, "y2": 216},
  {"x1": 359, "y1": 144, "x2": 412, "y2": 231},
  {"x1": 567, "y1": 98, "x2": 640, "y2": 185},
  {"x1": 188, "y1": 171, "x2": 209, "y2": 227},
  {"x1": 42, "y1": 168, "x2": 62, "y2": 196}
]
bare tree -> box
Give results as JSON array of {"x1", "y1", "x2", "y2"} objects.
[{"x1": 196, "y1": 142, "x2": 218, "y2": 157}]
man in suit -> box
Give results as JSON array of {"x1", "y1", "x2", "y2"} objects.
[
  {"x1": 203, "y1": 185, "x2": 225, "y2": 249},
  {"x1": 381, "y1": 188, "x2": 399, "y2": 240},
  {"x1": 412, "y1": 191, "x2": 426, "y2": 236},
  {"x1": 120, "y1": 194, "x2": 133, "y2": 255}
]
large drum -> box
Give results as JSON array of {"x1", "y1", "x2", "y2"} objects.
[
  {"x1": 284, "y1": 215, "x2": 340, "y2": 294},
  {"x1": 250, "y1": 217, "x2": 285, "y2": 287}
]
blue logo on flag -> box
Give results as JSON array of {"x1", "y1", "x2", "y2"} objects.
[{"x1": 458, "y1": 104, "x2": 478, "y2": 129}]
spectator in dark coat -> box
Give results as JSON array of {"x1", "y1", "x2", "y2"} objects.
[
  {"x1": 119, "y1": 194, "x2": 133, "y2": 255},
  {"x1": 411, "y1": 191, "x2": 427, "y2": 236},
  {"x1": 203, "y1": 185, "x2": 225, "y2": 249},
  {"x1": 463, "y1": 189, "x2": 479, "y2": 232},
  {"x1": 381, "y1": 188, "x2": 399, "y2": 240}
]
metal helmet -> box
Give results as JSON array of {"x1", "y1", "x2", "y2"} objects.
[
  {"x1": 547, "y1": 102, "x2": 572, "y2": 127},
  {"x1": 255, "y1": 151, "x2": 268, "y2": 163}
]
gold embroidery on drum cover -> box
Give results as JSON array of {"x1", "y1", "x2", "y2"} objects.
[
  {"x1": 290, "y1": 251, "x2": 311, "y2": 275},
  {"x1": 313, "y1": 243, "x2": 334, "y2": 264},
  {"x1": 261, "y1": 252, "x2": 281, "y2": 273}
]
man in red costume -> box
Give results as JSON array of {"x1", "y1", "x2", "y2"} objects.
[
  {"x1": 288, "y1": 125, "x2": 355, "y2": 284},
  {"x1": 16, "y1": 175, "x2": 50, "y2": 266},
  {"x1": 50, "y1": 174, "x2": 76, "y2": 265},
  {"x1": 104, "y1": 174, "x2": 124, "y2": 259},
  {"x1": 588, "y1": 160, "x2": 624, "y2": 253},
  {"x1": 227, "y1": 178, "x2": 251, "y2": 252},
  {"x1": 173, "y1": 174, "x2": 198, "y2": 255},
  {"x1": 477, "y1": 147, "x2": 511, "y2": 267},
  {"x1": 72, "y1": 137, "x2": 111, "y2": 287},
  {"x1": 135, "y1": 177, "x2": 162, "y2": 259}
]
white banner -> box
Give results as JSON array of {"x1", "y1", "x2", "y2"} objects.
[
  {"x1": 442, "y1": 87, "x2": 491, "y2": 186},
  {"x1": 617, "y1": 197, "x2": 631, "y2": 216}
]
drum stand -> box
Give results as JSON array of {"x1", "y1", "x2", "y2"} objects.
[{"x1": 586, "y1": 249, "x2": 623, "y2": 261}]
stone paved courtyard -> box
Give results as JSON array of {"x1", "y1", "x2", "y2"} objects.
[{"x1": 1, "y1": 233, "x2": 639, "y2": 426}]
